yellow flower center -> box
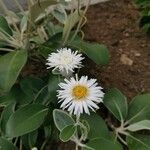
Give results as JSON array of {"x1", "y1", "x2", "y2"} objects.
[{"x1": 72, "y1": 85, "x2": 88, "y2": 100}]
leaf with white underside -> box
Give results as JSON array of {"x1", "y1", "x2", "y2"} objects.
[
  {"x1": 30, "y1": 0, "x2": 57, "y2": 22},
  {"x1": 126, "y1": 120, "x2": 150, "y2": 132},
  {"x1": 53, "y1": 109, "x2": 75, "y2": 131}
]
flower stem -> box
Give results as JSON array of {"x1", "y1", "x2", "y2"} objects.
[
  {"x1": 75, "y1": 144, "x2": 79, "y2": 150},
  {"x1": 0, "y1": 0, "x2": 20, "y2": 33},
  {"x1": 40, "y1": 140, "x2": 47, "y2": 150}
]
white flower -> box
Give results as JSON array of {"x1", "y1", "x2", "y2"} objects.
[
  {"x1": 46, "y1": 48, "x2": 84, "y2": 76},
  {"x1": 57, "y1": 75, "x2": 104, "y2": 116}
]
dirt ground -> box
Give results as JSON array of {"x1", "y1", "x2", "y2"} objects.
[
  {"x1": 84, "y1": 0, "x2": 150, "y2": 100},
  {"x1": 56, "y1": 0, "x2": 150, "y2": 149}
]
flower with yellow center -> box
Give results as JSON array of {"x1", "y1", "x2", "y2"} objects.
[
  {"x1": 46, "y1": 48, "x2": 84, "y2": 76},
  {"x1": 57, "y1": 75, "x2": 104, "y2": 116}
]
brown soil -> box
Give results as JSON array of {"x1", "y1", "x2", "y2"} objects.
[
  {"x1": 57, "y1": 0, "x2": 150, "y2": 149},
  {"x1": 83, "y1": 0, "x2": 150, "y2": 100}
]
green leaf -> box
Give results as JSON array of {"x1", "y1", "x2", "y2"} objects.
[
  {"x1": 135, "y1": 0, "x2": 150, "y2": 7},
  {"x1": 0, "y1": 15, "x2": 13, "y2": 36},
  {"x1": 0, "y1": 84, "x2": 32, "y2": 106},
  {"x1": 126, "y1": 120, "x2": 150, "y2": 132},
  {"x1": 11, "y1": 85, "x2": 33, "y2": 106},
  {"x1": 0, "y1": 50, "x2": 27, "y2": 94},
  {"x1": 6, "y1": 104, "x2": 48, "y2": 138},
  {"x1": 53, "y1": 109, "x2": 75, "y2": 131},
  {"x1": 44, "y1": 125, "x2": 52, "y2": 139},
  {"x1": 0, "y1": 138, "x2": 17, "y2": 150},
  {"x1": 38, "y1": 45, "x2": 54, "y2": 58},
  {"x1": 127, "y1": 94, "x2": 150, "y2": 123},
  {"x1": 0, "y1": 89, "x2": 16, "y2": 106},
  {"x1": 20, "y1": 76, "x2": 45, "y2": 99},
  {"x1": 103, "y1": 88, "x2": 128, "y2": 121},
  {"x1": 62, "y1": 10, "x2": 83, "y2": 40},
  {"x1": 59, "y1": 125, "x2": 76, "y2": 142},
  {"x1": 34, "y1": 75, "x2": 61, "y2": 104},
  {"x1": 46, "y1": 23, "x2": 63, "y2": 37},
  {"x1": 0, "y1": 103, "x2": 16, "y2": 136},
  {"x1": 34, "y1": 85, "x2": 50, "y2": 104},
  {"x1": 127, "y1": 134, "x2": 150, "y2": 150},
  {"x1": 0, "y1": 16, "x2": 12, "y2": 47},
  {"x1": 141, "y1": 23, "x2": 150, "y2": 33},
  {"x1": 70, "y1": 40, "x2": 109, "y2": 65},
  {"x1": 48, "y1": 75, "x2": 62, "y2": 102},
  {"x1": 83, "y1": 137, "x2": 123, "y2": 150},
  {"x1": 29, "y1": 131, "x2": 38, "y2": 148},
  {"x1": 0, "y1": 84, "x2": 33, "y2": 106},
  {"x1": 40, "y1": 32, "x2": 63, "y2": 57},
  {"x1": 30, "y1": 0, "x2": 57, "y2": 22},
  {"x1": 22, "y1": 130, "x2": 38, "y2": 149},
  {"x1": 81, "y1": 113, "x2": 110, "y2": 140}
]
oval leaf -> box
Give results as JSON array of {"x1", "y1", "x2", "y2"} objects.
[
  {"x1": 0, "y1": 103, "x2": 16, "y2": 135},
  {"x1": 0, "y1": 50, "x2": 27, "y2": 94},
  {"x1": 52, "y1": 7, "x2": 67, "y2": 24},
  {"x1": 59, "y1": 125, "x2": 76, "y2": 142},
  {"x1": 0, "y1": 15, "x2": 12, "y2": 36},
  {"x1": 81, "y1": 113, "x2": 110, "y2": 140},
  {"x1": 0, "y1": 138, "x2": 17, "y2": 150},
  {"x1": 103, "y1": 88, "x2": 128, "y2": 121},
  {"x1": 53, "y1": 109, "x2": 75, "y2": 131},
  {"x1": 70, "y1": 41, "x2": 109, "y2": 65},
  {"x1": 20, "y1": 76, "x2": 45, "y2": 99},
  {"x1": 83, "y1": 137, "x2": 123, "y2": 150},
  {"x1": 48, "y1": 75, "x2": 62, "y2": 102},
  {"x1": 127, "y1": 94, "x2": 150, "y2": 123},
  {"x1": 44, "y1": 126, "x2": 52, "y2": 139},
  {"x1": 0, "y1": 87, "x2": 17, "y2": 106},
  {"x1": 34, "y1": 86, "x2": 50, "y2": 104},
  {"x1": 6, "y1": 104, "x2": 48, "y2": 138},
  {"x1": 30, "y1": 0, "x2": 57, "y2": 22},
  {"x1": 127, "y1": 134, "x2": 150, "y2": 150},
  {"x1": 21, "y1": 130, "x2": 38, "y2": 149}
]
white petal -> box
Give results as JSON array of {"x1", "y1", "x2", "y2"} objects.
[
  {"x1": 82, "y1": 101, "x2": 90, "y2": 115},
  {"x1": 87, "y1": 100, "x2": 99, "y2": 109}
]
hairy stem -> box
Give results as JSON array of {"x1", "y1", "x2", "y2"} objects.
[
  {"x1": 75, "y1": 144, "x2": 79, "y2": 150},
  {"x1": 71, "y1": 0, "x2": 91, "y2": 41},
  {"x1": 40, "y1": 140, "x2": 48, "y2": 150},
  {"x1": 19, "y1": 139, "x2": 22, "y2": 150},
  {"x1": 117, "y1": 134, "x2": 127, "y2": 146},
  {"x1": 0, "y1": 48, "x2": 14, "y2": 52}
]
